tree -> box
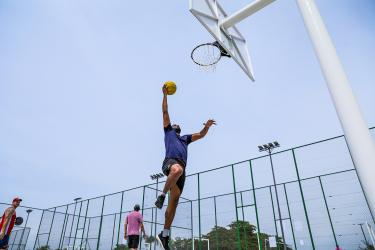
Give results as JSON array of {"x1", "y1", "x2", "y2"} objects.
[
  {"x1": 113, "y1": 243, "x2": 130, "y2": 250},
  {"x1": 173, "y1": 220, "x2": 292, "y2": 250},
  {"x1": 358, "y1": 241, "x2": 375, "y2": 250},
  {"x1": 36, "y1": 246, "x2": 50, "y2": 250}
]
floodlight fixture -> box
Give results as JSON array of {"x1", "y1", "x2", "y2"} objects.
[
  {"x1": 150, "y1": 173, "x2": 164, "y2": 180},
  {"x1": 73, "y1": 197, "x2": 82, "y2": 202},
  {"x1": 259, "y1": 141, "x2": 280, "y2": 152}
]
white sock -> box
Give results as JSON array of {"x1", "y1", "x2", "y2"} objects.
[{"x1": 162, "y1": 229, "x2": 170, "y2": 237}]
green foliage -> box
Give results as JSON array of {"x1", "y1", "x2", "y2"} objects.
[
  {"x1": 145, "y1": 235, "x2": 156, "y2": 243},
  {"x1": 36, "y1": 246, "x2": 50, "y2": 250},
  {"x1": 113, "y1": 243, "x2": 130, "y2": 250},
  {"x1": 358, "y1": 241, "x2": 375, "y2": 250},
  {"x1": 173, "y1": 220, "x2": 292, "y2": 250}
]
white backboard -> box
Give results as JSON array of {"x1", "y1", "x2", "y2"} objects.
[{"x1": 189, "y1": 0, "x2": 255, "y2": 81}]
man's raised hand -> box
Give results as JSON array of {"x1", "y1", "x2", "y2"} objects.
[
  {"x1": 203, "y1": 119, "x2": 217, "y2": 127},
  {"x1": 162, "y1": 85, "x2": 168, "y2": 96}
]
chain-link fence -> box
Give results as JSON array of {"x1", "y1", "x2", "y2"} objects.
[
  {"x1": 0, "y1": 203, "x2": 45, "y2": 250},
  {"x1": 7, "y1": 127, "x2": 375, "y2": 250},
  {"x1": 7, "y1": 227, "x2": 31, "y2": 250}
]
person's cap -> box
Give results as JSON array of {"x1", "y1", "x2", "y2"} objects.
[
  {"x1": 13, "y1": 197, "x2": 22, "y2": 202},
  {"x1": 134, "y1": 204, "x2": 140, "y2": 211}
]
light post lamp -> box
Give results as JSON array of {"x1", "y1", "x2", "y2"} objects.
[
  {"x1": 18, "y1": 209, "x2": 32, "y2": 250},
  {"x1": 150, "y1": 173, "x2": 165, "y2": 250},
  {"x1": 258, "y1": 141, "x2": 287, "y2": 250}
]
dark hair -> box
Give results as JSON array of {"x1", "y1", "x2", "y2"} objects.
[
  {"x1": 134, "y1": 204, "x2": 140, "y2": 211},
  {"x1": 172, "y1": 124, "x2": 181, "y2": 134}
]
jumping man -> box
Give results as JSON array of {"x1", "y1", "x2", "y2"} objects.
[
  {"x1": 0, "y1": 197, "x2": 22, "y2": 250},
  {"x1": 155, "y1": 85, "x2": 216, "y2": 250}
]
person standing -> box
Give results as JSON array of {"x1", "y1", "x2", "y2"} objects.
[
  {"x1": 0, "y1": 197, "x2": 22, "y2": 249},
  {"x1": 124, "y1": 204, "x2": 147, "y2": 250}
]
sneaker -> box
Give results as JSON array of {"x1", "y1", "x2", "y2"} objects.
[
  {"x1": 155, "y1": 194, "x2": 165, "y2": 209},
  {"x1": 156, "y1": 232, "x2": 169, "y2": 250}
]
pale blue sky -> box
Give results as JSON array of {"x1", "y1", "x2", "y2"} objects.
[{"x1": 1, "y1": 0, "x2": 375, "y2": 210}]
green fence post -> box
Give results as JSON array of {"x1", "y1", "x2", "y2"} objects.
[
  {"x1": 117, "y1": 191, "x2": 125, "y2": 247},
  {"x1": 46, "y1": 208, "x2": 56, "y2": 247},
  {"x1": 33, "y1": 209, "x2": 45, "y2": 250},
  {"x1": 68, "y1": 200, "x2": 79, "y2": 247},
  {"x1": 249, "y1": 160, "x2": 262, "y2": 250},
  {"x1": 73, "y1": 201, "x2": 83, "y2": 248},
  {"x1": 319, "y1": 177, "x2": 339, "y2": 248},
  {"x1": 80, "y1": 200, "x2": 90, "y2": 250},
  {"x1": 11, "y1": 230, "x2": 18, "y2": 249},
  {"x1": 240, "y1": 192, "x2": 248, "y2": 250},
  {"x1": 190, "y1": 200, "x2": 194, "y2": 250},
  {"x1": 231, "y1": 164, "x2": 242, "y2": 250},
  {"x1": 58, "y1": 205, "x2": 69, "y2": 249},
  {"x1": 197, "y1": 173, "x2": 202, "y2": 250},
  {"x1": 154, "y1": 180, "x2": 159, "y2": 250},
  {"x1": 214, "y1": 196, "x2": 219, "y2": 250},
  {"x1": 111, "y1": 213, "x2": 117, "y2": 249},
  {"x1": 85, "y1": 218, "x2": 91, "y2": 249},
  {"x1": 359, "y1": 223, "x2": 368, "y2": 244},
  {"x1": 283, "y1": 184, "x2": 297, "y2": 250},
  {"x1": 96, "y1": 196, "x2": 106, "y2": 250},
  {"x1": 292, "y1": 149, "x2": 315, "y2": 249},
  {"x1": 269, "y1": 186, "x2": 279, "y2": 249},
  {"x1": 140, "y1": 186, "x2": 146, "y2": 248},
  {"x1": 150, "y1": 206, "x2": 154, "y2": 249}
]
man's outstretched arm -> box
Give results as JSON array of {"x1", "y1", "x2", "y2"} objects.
[
  {"x1": 162, "y1": 86, "x2": 171, "y2": 127},
  {"x1": 191, "y1": 119, "x2": 216, "y2": 142}
]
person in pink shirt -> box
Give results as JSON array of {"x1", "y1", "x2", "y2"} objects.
[{"x1": 124, "y1": 204, "x2": 147, "y2": 250}]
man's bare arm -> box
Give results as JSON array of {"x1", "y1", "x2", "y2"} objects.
[
  {"x1": 191, "y1": 119, "x2": 216, "y2": 142},
  {"x1": 124, "y1": 220, "x2": 128, "y2": 239},
  {"x1": 162, "y1": 86, "x2": 171, "y2": 127},
  {"x1": 140, "y1": 222, "x2": 146, "y2": 235}
]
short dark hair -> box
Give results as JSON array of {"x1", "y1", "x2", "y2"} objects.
[
  {"x1": 172, "y1": 124, "x2": 181, "y2": 134},
  {"x1": 134, "y1": 204, "x2": 140, "y2": 211}
]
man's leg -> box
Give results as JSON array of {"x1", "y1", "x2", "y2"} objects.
[
  {"x1": 164, "y1": 184, "x2": 181, "y2": 230},
  {"x1": 162, "y1": 164, "x2": 183, "y2": 194},
  {"x1": 155, "y1": 164, "x2": 183, "y2": 209},
  {"x1": 156, "y1": 185, "x2": 182, "y2": 250}
]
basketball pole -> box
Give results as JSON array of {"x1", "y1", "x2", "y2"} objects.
[
  {"x1": 219, "y1": 0, "x2": 375, "y2": 221},
  {"x1": 296, "y1": 0, "x2": 375, "y2": 223}
]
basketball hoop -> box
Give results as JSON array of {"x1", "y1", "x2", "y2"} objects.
[{"x1": 191, "y1": 41, "x2": 231, "y2": 72}]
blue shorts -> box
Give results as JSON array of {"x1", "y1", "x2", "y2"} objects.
[{"x1": 0, "y1": 235, "x2": 9, "y2": 249}]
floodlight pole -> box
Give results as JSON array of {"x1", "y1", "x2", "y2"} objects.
[
  {"x1": 150, "y1": 173, "x2": 165, "y2": 250},
  {"x1": 17, "y1": 209, "x2": 32, "y2": 250},
  {"x1": 264, "y1": 145, "x2": 287, "y2": 250},
  {"x1": 221, "y1": 0, "x2": 375, "y2": 222}
]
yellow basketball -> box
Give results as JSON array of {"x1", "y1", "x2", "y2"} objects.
[{"x1": 164, "y1": 81, "x2": 177, "y2": 95}]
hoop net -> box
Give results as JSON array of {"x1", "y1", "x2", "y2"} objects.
[{"x1": 191, "y1": 43, "x2": 223, "y2": 72}]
